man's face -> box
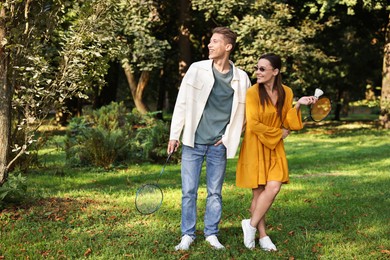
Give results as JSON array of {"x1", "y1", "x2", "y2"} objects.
[{"x1": 208, "y1": 33, "x2": 229, "y2": 60}]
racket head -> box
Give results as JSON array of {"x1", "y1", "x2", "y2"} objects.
[
  {"x1": 135, "y1": 183, "x2": 163, "y2": 215},
  {"x1": 310, "y1": 97, "x2": 332, "y2": 122}
]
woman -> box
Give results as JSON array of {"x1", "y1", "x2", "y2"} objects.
[{"x1": 236, "y1": 53, "x2": 317, "y2": 251}]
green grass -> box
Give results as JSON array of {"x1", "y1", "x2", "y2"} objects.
[{"x1": 1, "y1": 121, "x2": 389, "y2": 259}]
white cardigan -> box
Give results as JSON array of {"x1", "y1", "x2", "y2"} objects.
[{"x1": 169, "y1": 60, "x2": 250, "y2": 158}]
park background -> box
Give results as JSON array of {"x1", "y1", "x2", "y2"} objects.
[{"x1": 0, "y1": 0, "x2": 389, "y2": 259}]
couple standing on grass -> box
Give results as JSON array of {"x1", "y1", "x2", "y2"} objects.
[{"x1": 167, "y1": 27, "x2": 318, "y2": 252}]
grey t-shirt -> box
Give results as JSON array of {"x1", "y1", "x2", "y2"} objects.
[{"x1": 195, "y1": 65, "x2": 234, "y2": 144}]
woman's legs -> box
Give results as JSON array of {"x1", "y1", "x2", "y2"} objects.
[
  {"x1": 250, "y1": 187, "x2": 263, "y2": 213},
  {"x1": 250, "y1": 181, "x2": 282, "y2": 232},
  {"x1": 250, "y1": 187, "x2": 267, "y2": 238},
  {"x1": 242, "y1": 181, "x2": 282, "y2": 250}
]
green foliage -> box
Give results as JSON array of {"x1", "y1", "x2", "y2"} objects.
[
  {"x1": 287, "y1": 0, "x2": 388, "y2": 101},
  {"x1": 3, "y1": 0, "x2": 389, "y2": 184},
  {"x1": 4, "y1": 0, "x2": 117, "y2": 175},
  {"x1": 192, "y1": 0, "x2": 248, "y2": 22},
  {"x1": 349, "y1": 99, "x2": 381, "y2": 108},
  {"x1": 134, "y1": 112, "x2": 171, "y2": 161},
  {"x1": 117, "y1": 0, "x2": 171, "y2": 72},
  {"x1": 231, "y1": 2, "x2": 331, "y2": 94},
  {"x1": 191, "y1": 0, "x2": 333, "y2": 94},
  {"x1": 9, "y1": 119, "x2": 56, "y2": 172},
  {"x1": 0, "y1": 173, "x2": 27, "y2": 203},
  {"x1": 65, "y1": 102, "x2": 170, "y2": 168}
]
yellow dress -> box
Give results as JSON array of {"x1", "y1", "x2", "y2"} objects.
[{"x1": 236, "y1": 84, "x2": 303, "y2": 188}]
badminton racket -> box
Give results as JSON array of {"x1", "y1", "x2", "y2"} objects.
[
  {"x1": 306, "y1": 88, "x2": 332, "y2": 122},
  {"x1": 135, "y1": 151, "x2": 174, "y2": 215}
]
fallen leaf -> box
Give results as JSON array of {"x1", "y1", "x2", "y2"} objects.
[
  {"x1": 179, "y1": 253, "x2": 190, "y2": 260},
  {"x1": 84, "y1": 248, "x2": 92, "y2": 257}
]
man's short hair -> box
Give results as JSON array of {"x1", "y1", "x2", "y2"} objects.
[{"x1": 212, "y1": 27, "x2": 237, "y2": 50}]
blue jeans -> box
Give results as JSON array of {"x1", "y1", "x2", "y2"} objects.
[{"x1": 180, "y1": 144, "x2": 227, "y2": 238}]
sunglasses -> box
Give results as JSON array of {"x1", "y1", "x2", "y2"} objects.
[{"x1": 254, "y1": 66, "x2": 273, "y2": 72}]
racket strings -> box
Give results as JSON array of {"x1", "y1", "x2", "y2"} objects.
[
  {"x1": 135, "y1": 184, "x2": 163, "y2": 215},
  {"x1": 134, "y1": 150, "x2": 174, "y2": 215},
  {"x1": 310, "y1": 97, "x2": 331, "y2": 122}
]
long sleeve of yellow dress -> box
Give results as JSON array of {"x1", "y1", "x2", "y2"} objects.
[
  {"x1": 236, "y1": 84, "x2": 303, "y2": 188},
  {"x1": 245, "y1": 88, "x2": 283, "y2": 151}
]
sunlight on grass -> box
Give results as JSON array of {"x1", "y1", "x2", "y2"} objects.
[{"x1": 335, "y1": 122, "x2": 374, "y2": 129}]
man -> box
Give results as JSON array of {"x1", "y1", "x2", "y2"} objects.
[{"x1": 167, "y1": 27, "x2": 250, "y2": 250}]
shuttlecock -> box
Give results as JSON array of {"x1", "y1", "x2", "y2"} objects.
[{"x1": 314, "y1": 88, "x2": 324, "y2": 98}]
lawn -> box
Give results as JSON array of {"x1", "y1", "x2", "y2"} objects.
[{"x1": 0, "y1": 120, "x2": 389, "y2": 259}]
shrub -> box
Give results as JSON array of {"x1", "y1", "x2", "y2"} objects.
[
  {"x1": 64, "y1": 102, "x2": 171, "y2": 168},
  {"x1": 134, "y1": 114, "x2": 171, "y2": 161},
  {"x1": 0, "y1": 173, "x2": 27, "y2": 203},
  {"x1": 8, "y1": 122, "x2": 51, "y2": 172}
]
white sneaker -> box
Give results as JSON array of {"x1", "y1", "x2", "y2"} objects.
[
  {"x1": 205, "y1": 235, "x2": 225, "y2": 250},
  {"x1": 241, "y1": 219, "x2": 256, "y2": 249},
  {"x1": 259, "y1": 236, "x2": 277, "y2": 251},
  {"x1": 175, "y1": 235, "x2": 194, "y2": 251}
]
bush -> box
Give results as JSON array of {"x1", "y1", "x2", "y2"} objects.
[
  {"x1": 0, "y1": 173, "x2": 27, "y2": 203},
  {"x1": 9, "y1": 122, "x2": 51, "y2": 172},
  {"x1": 132, "y1": 112, "x2": 171, "y2": 162},
  {"x1": 64, "y1": 102, "x2": 171, "y2": 168}
]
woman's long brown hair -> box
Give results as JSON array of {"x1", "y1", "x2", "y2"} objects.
[{"x1": 258, "y1": 53, "x2": 285, "y2": 120}]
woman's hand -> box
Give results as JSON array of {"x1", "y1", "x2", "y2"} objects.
[
  {"x1": 295, "y1": 96, "x2": 318, "y2": 110},
  {"x1": 282, "y1": 128, "x2": 290, "y2": 139}
]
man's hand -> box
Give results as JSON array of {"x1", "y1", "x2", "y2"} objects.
[
  {"x1": 167, "y1": 140, "x2": 180, "y2": 154},
  {"x1": 214, "y1": 139, "x2": 223, "y2": 146}
]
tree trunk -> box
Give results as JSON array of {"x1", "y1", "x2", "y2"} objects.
[
  {"x1": 178, "y1": 0, "x2": 191, "y2": 79},
  {"x1": 93, "y1": 61, "x2": 120, "y2": 109},
  {"x1": 333, "y1": 88, "x2": 342, "y2": 121},
  {"x1": 0, "y1": 5, "x2": 11, "y2": 185},
  {"x1": 156, "y1": 69, "x2": 165, "y2": 120},
  {"x1": 380, "y1": 14, "x2": 390, "y2": 129},
  {"x1": 123, "y1": 62, "x2": 149, "y2": 114}
]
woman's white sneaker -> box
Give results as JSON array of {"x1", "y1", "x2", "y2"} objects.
[
  {"x1": 259, "y1": 236, "x2": 277, "y2": 251},
  {"x1": 241, "y1": 219, "x2": 256, "y2": 249}
]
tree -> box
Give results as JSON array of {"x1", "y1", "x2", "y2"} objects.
[
  {"x1": 0, "y1": 3, "x2": 10, "y2": 185},
  {"x1": 191, "y1": 0, "x2": 331, "y2": 94},
  {"x1": 178, "y1": 0, "x2": 191, "y2": 78},
  {"x1": 380, "y1": 14, "x2": 390, "y2": 128},
  {"x1": 119, "y1": 0, "x2": 170, "y2": 114},
  {"x1": 0, "y1": 0, "x2": 114, "y2": 184},
  {"x1": 287, "y1": 0, "x2": 388, "y2": 119},
  {"x1": 67, "y1": 0, "x2": 171, "y2": 115}
]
